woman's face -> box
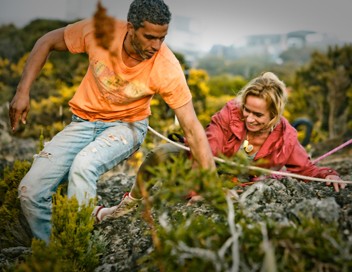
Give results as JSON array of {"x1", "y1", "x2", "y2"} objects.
[{"x1": 243, "y1": 95, "x2": 271, "y2": 133}]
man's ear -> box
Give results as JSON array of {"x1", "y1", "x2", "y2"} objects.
[{"x1": 127, "y1": 22, "x2": 135, "y2": 32}]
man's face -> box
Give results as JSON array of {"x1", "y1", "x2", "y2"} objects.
[{"x1": 129, "y1": 21, "x2": 168, "y2": 60}]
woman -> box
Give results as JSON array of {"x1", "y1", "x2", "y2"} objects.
[{"x1": 94, "y1": 72, "x2": 345, "y2": 221}]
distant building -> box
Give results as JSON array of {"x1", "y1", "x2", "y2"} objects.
[
  {"x1": 242, "y1": 30, "x2": 335, "y2": 57},
  {"x1": 208, "y1": 30, "x2": 341, "y2": 63}
]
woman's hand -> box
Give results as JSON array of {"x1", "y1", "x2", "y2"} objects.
[{"x1": 325, "y1": 175, "x2": 346, "y2": 192}]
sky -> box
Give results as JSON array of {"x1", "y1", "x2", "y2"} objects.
[{"x1": 0, "y1": 0, "x2": 351, "y2": 51}]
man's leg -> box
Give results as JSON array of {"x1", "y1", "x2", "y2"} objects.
[
  {"x1": 67, "y1": 119, "x2": 148, "y2": 205},
  {"x1": 18, "y1": 115, "x2": 95, "y2": 242}
]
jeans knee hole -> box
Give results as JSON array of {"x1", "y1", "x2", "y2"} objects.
[
  {"x1": 18, "y1": 185, "x2": 27, "y2": 198},
  {"x1": 34, "y1": 151, "x2": 52, "y2": 160}
]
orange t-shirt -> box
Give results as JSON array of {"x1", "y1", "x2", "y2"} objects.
[{"x1": 64, "y1": 19, "x2": 191, "y2": 122}]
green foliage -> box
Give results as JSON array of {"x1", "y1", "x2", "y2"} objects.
[
  {"x1": 0, "y1": 19, "x2": 88, "y2": 139},
  {"x1": 145, "y1": 154, "x2": 228, "y2": 211},
  {"x1": 0, "y1": 57, "x2": 18, "y2": 104},
  {"x1": 0, "y1": 160, "x2": 32, "y2": 248},
  {"x1": 197, "y1": 94, "x2": 233, "y2": 126},
  {"x1": 208, "y1": 74, "x2": 246, "y2": 97},
  {"x1": 196, "y1": 55, "x2": 228, "y2": 76},
  {"x1": 21, "y1": 84, "x2": 77, "y2": 138},
  {"x1": 188, "y1": 69, "x2": 209, "y2": 115},
  {"x1": 293, "y1": 44, "x2": 352, "y2": 139},
  {"x1": 0, "y1": 24, "x2": 26, "y2": 62},
  {"x1": 279, "y1": 46, "x2": 321, "y2": 65},
  {"x1": 0, "y1": 159, "x2": 104, "y2": 270},
  {"x1": 16, "y1": 191, "x2": 103, "y2": 271},
  {"x1": 196, "y1": 54, "x2": 299, "y2": 80},
  {"x1": 0, "y1": 19, "x2": 76, "y2": 63},
  {"x1": 238, "y1": 216, "x2": 352, "y2": 271},
  {"x1": 138, "y1": 156, "x2": 352, "y2": 272},
  {"x1": 37, "y1": 128, "x2": 44, "y2": 153}
]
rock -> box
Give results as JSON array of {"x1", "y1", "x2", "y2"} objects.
[
  {"x1": 1, "y1": 155, "x2": 351, "y2": 271},
  {"x1": 90, "y1": 163, "x2": 352, "y2": 271},
  {"x1": 0, "y1": 247, "x2": 31, "y2": 270},
  {"x1": 93, "y1": 174, "x2": 153, "y2": 272}
]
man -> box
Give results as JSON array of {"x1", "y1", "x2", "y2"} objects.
[{"x1": 9, "y1": 0, "x2": 215, "y2": 243}]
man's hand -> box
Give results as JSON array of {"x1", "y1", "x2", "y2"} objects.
[
  {"x1": 9, "y1": 92, "x2": 30, "y2": 132},
  {"x1": 325, "y1": 175, "x2": 346, "y2": 192},
  {"x1": 8, "y1": 27, "x2": 68, "y2": 132}
]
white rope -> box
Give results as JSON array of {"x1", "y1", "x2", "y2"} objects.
[{"x1": 147, "y1": 126, "x2": 352, "y2": 185}]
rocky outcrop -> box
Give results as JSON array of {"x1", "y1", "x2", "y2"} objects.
[
  {"x1": 1, "y1": 154, "x2": 351, "y2": 271},
  {"x1": 92, "y1": 167, "x2": 352, "y2": 271}
]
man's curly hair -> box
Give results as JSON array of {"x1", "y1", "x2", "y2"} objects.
[{"x1": 127, "y1": 0, "x2": 171, "y2": 29}]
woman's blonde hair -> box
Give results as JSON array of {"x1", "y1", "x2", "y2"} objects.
[{"x1": 237, "y1": 72, "x2": 288, "y2": 130}]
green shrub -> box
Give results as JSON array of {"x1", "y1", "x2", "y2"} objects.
[
  {"x1": 137, "y1": 156, "x2": 352, "y2": 272},
  {"x1": 0, "y1": 160, "x2": 32, "y2": 248},
  {"x1": 16, "y1": 190, "x2": 103, "y2": 271}
]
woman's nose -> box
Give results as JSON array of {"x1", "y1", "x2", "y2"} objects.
[{"x1": 246, "y1": 114, "x2": 255, "y2": 123}]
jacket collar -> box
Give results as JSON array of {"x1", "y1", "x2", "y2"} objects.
[
  {"x1": 228, "y1": 99, "x2": 246, "y2": 140},
  {"x1": 227, "y1": 99, "x2": 297, "y2": 158}
]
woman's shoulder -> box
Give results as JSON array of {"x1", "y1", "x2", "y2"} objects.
[
  {"x1": 222, "y1": 98, "x2": 240, "y2": 113},
  {"x1": 277, "y1": 117, "x2": 298, "y2": 143}
]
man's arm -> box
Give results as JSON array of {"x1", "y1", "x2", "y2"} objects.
[
  {"x1": 9, "y1": 27, "x2": 68, "y2": 131},
  {"x1": 174, "y1": 100, "x2": 216, "y2": 171}
]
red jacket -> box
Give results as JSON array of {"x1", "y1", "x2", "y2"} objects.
[{"x1": 205, "y1": 99, "x2": 338, "y2": 179}]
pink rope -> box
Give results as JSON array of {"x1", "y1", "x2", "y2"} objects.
[{"x1": 312, "y1": 139, "x2": 352, "y2": 164}]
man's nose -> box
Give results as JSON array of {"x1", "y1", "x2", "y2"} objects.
[{"x1": 151, "y1": 39, "x2": 162, "y2": 51}]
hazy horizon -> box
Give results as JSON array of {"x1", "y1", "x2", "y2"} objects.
[{"x1": 1, "y1": 0, "x2": 351, "y2": 51}]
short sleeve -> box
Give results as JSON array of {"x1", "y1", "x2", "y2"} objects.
[
  {"x1": 151, "y1": 47, "x2": 192, "y2": 109},
  {"x1": 64, "y1": 19, "x2": 94, "y2": 54}
]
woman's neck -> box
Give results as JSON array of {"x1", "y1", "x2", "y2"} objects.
[{"x1": 247, "y1": 129, "x2": 270, "y2": 138}]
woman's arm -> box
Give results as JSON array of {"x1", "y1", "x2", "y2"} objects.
[{"x1": 285, "y1": 139, "x2": 345, "y2": 192}]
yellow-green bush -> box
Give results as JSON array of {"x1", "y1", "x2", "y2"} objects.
[
  {"x1": 0, "y1": 160, "x2": 32, "y2": 248},
  {"x1": 16, "y1": 191, "x2": 103, "y2": 271}
]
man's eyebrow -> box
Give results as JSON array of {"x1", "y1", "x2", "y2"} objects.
[
  {"x1": 144, "y1": 33, "x2": 165, "y2": 39},
  {"x1": 144, "y1": 34, "x2": 155, "y2": 38}
]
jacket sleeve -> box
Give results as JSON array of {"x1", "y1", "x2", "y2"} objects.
[
  {"x1": 284, "y1": 139, "x2": 339, "y2": 180},
  {"x1": 205, "y1": 103, "x2": 232, "y2": 156}
]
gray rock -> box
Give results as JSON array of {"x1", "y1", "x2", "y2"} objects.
[{"x1": 1, "y1": 157, "x2": 351, "y2": 271}]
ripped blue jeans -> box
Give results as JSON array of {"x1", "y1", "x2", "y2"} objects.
[{"x1": 18, "y1": 114, "x2": 148, "y2": 242}]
